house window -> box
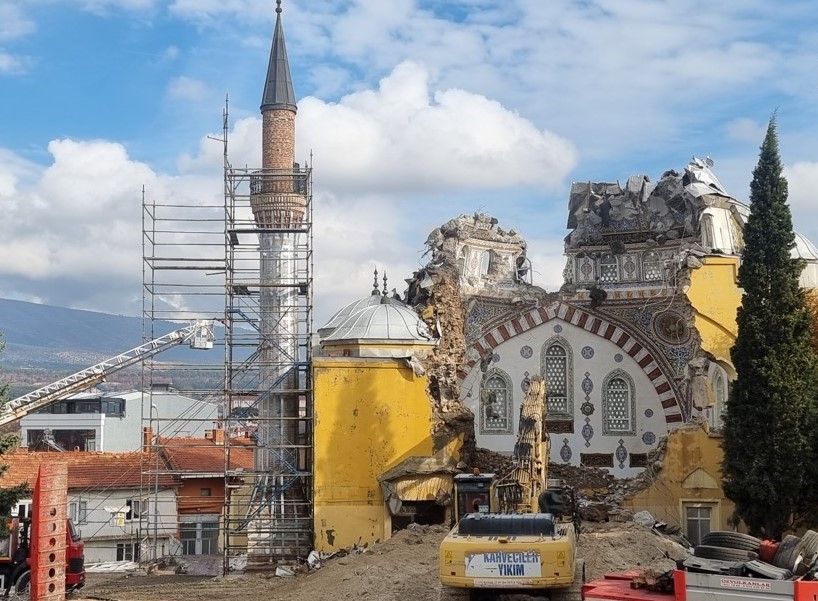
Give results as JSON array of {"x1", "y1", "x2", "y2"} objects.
[
  {"x1": 542, "y1": 337, "x2": 573, "y2": 416},
  {"x1": 116, "y1": 542, "x2": 140, "y2": 562},
  {"x1": 642, "y1": 251, "x2": 663, "y2": 281},
  {"x1": 602, "y1": 370, "x2": 636, "y2": 435},
  {"x1": 684, "y1": 504, "x2": 714, "y2": 546},
  {"x1": 599, "y1": 254, "x2": 618, "y2": 283},
  {"x1": 125, "y1": 499, "x2": 142, "y2": 521},
  {"x1": 69, "y1": 500, "x2": 88, "y2": 525},
  {"x1": 101, "y1": 399, "x2": 125, "y2": 417},
  {"x1": 200, "y1": 488, "x2": 212, "y2": 497},
  {"x1": 180, "y1": 518, "x2": 220, "y2": 555},
  {"x1": 480, "y1": 369, "x2": 512, "y2": 434}
]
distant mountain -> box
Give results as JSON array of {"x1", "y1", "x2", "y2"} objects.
[{"x1": 0, "y1": 298, "x2": 221, "y2": 369}]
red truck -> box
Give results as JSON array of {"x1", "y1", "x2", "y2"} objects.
[{"x1": 0, "y1": 511, "x2": 85, "y2": 597}]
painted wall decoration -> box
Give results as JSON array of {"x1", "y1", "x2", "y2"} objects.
[{"x1": 560, "y1": 438, "x2": 572, "y2": 462}]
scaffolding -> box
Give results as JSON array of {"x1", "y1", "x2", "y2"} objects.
[
  {"x1": 221, "y1": 106, "x2": 314, "y2": 568},
  {"x1": 140, "y1": 180, "x2": 227, "y2": 562}
]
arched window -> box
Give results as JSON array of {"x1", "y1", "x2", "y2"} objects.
[
  {"x1": 457, "y1": 246, "x2": 469, "y2": 274},
  {"x1": 480, "y1": 369, "x2": 512, "y2": 434},
  {"x1": 542, "y1": 336, "x2": 573, "y2": 416},
  {"x1": 701, "y1": 213, "x2": 716, "y2": 250},
  {"x1": 599, "y1": 254, "x2": 618, "y2": 283},
  {"x1": 480, "y1": 250, "x2": 491, "y2": 277},
  {"x1": 642, "y1": 251, "x2": 663, "y2": 282},
  {"x1": 602, "y1": 370, "x2": 636, "y2": 435},
  {"x1": 712, "y1": 367, "x2": 728, "y2": 431}
]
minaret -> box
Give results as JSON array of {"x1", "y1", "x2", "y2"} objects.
[{"x1": 247, "y1": 0, "x2": 309, "y2": 568}]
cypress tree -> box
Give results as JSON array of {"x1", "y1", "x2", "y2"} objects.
[{"x1": 722, "y1": 117, "x2": 818, "y2": 538}]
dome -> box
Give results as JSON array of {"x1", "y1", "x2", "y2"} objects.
[
  {"x1": 323, "y1": 299, "x2": 433, "y2": 343},
  {"x1": 793, "y1": 231, "x2": 818, "y2": 261},
  {"x1": 318, "y1": 292, "x2": 404, "y2": 338}
]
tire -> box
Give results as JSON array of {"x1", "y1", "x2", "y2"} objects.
[
  {"x1": 701, "y1": 531, "x2": 761, "y2": 552},
  {"x1": 801, "y1": 530, "x2": 818, "y2": 557},
  {"x1": 773, "y1": 535, "x2": 804, "y2": 571},
  {"x1": 14, "y1": 570, "x2": 30, "y2": 600},
  {"x1": 744, "y1": 559, "x2": 792, "y2": 580},
  {"x1": 693, "y1": 545, "x2": 756, "y2": 562}
]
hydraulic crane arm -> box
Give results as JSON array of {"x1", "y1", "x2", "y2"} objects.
[
  {"x1": 495, "y1": 375, "x2": 548, "y2": 513},
  {"x1": 0, "y1": 320, "x2": 215, "y2": 426}
]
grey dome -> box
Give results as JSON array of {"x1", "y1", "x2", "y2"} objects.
[
  {"x1": 323, "y1": 301, "x2": 433, "y2": 343},
  {"x1": 318, "y1": 293, "x2": 404, "y2": 338}
]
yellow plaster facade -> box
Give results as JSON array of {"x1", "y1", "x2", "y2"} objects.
[
  {"x1": 624, "y1": 426, "x2": 735, "y2": 536},
  {"x1": 312, "y1": 357, "x2": 461, "y2": 552},
  {"x1": 687, "y1": 256, "x2": 742, "y2": 371}
]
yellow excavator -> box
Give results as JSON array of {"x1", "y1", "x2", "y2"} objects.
[{"x1": 439, "y1": 375, "x2": 582, "y2": 600}]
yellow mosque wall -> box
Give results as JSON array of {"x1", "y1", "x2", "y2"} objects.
[
  {"x1": 624, "y1": 426, "x2": 736, "y2": 537},
  {"x1": 687, "y1": 256, "x2": 742, "y2": 371},
  {"x1": 312, "y1": 357, "x2": 460, "y2": 552}
]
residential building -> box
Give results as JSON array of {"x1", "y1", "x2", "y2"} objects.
[
  {"x1": 21, "y1": 384, "x2": 220, "y2": 453},
  {"x1": 3, "y1": 450, "x2": 179, "y2": 563}
]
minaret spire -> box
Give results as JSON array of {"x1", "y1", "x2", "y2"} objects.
[{"x1": 261, "y1": 0, "x2": 297, "y2": 113}]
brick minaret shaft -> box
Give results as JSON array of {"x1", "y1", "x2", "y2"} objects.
[{"x1": 261, "y1": 0, "x2": 297, "y2": 173}]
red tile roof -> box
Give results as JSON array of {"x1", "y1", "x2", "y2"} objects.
[
  {"x1": 160, "y1": 437, "x2": 254, "y2": 474},
  {"x1": 2, "y1": 449, "x2": 176, "y2": 490}
]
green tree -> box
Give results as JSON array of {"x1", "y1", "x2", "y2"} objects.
[
  {"x1": 722, "y1": 117, "x2": 818, "y2": 539},
  {"x1": 0, "y1": 334, "x2": 29, "y2": 517}
]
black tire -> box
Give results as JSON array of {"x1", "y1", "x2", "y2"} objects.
[
  {"x1": 14, "y1": 570, "x2": 30, "y2": 600},
  {"x1": 693, "y1": 545, "x2": 755, "y2": 562},
  {"x1": 773, "y1": 535, "x2": 804, "y2": 571},
  {"x1": 701, "y1": 531, "x2": 761, "y2": 552}
]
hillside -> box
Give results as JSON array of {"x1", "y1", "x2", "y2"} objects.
[{"x1": 0, "y1": 298, "x2": 223, "y2": 396}]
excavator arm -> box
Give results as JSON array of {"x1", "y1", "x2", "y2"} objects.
[
  {"x1": 495, "y1": 375, "x2": 549, "y2": 513},
  {"x1": 0, "y1": 320, "x2": 215, "y2": 426}
]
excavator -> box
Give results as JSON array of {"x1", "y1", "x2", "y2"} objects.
[{"x1": 439, "y1": 375, "x2": 582, "y2": 600}]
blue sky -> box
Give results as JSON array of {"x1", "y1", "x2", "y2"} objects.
[{"x1": 2, "y1": 0, "x2": 818, "y2": 326}]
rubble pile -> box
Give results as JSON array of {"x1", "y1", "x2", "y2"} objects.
[{"x1": 406, "y1": 257, "x2": 476, "y2": 461}]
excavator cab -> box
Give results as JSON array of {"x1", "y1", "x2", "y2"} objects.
[{"x1": 452, "y1": 472, "x2": 496, "y2": 523}]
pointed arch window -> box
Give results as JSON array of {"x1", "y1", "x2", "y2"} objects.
[
  {"x1": 480, "y1": 369, "x2": 513, "y2": 434},
  {"x1": 642, "y1": 251, "x2": 663, "y2": 281},
  {"x1": 712, "y1": 368, "x2": 727, "y2": 431},
  {"x1": 480, "y1": 250, "x2": 491, "y2": 277},
  {"x1": 542, "y1": 337, "x2": 573, "y2": 417},
  {"x1": 599, "y1": 253, "x2": 618, "y2": 283},
  {"x1": 701, "y1": 213, "x2": 716, "y2": 250},
  {"x1": 602, "y1": 370, "x2": 636, "y2": 435}
]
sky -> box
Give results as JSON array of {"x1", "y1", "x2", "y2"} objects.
[{"x1": 2, "y1": 0, "x2": 818, "y2": 328}]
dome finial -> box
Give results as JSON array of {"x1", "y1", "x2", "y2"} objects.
[
  {"x1": 382, "y1": 271, "x2": 389, "y2": 296},
  {"x1": 371, "y1": 267, "x2": 380, "y2": 295},
  {"x1": 275, "y1": 0, "x2": 282, "y2": 14}
]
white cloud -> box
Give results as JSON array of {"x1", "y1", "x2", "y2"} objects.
[
  {"x1": 300, "y1": 61, "x2": 576, "y2": 193},
  {"x1": 0, "y1": 51, "x2": 29, "y2": 74},
  {"x1": 0, "y1": 4, "x2": 36, "y2": 41},
  {"x1": 785, "y1": 161, "x2": 818, "y2": 237},
  {"x1": 726, "y1": 118, "x2": 768, "y2": 143},
  {"x1": 166, "y1": 76, "x2": 209, "y2": 102}
]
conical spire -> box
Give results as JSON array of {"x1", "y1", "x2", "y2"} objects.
[{"x1": 261, "y1": 0, "x2": 297, "y2": 113}]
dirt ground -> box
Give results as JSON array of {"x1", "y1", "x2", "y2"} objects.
[{"x1": 77, "y1": 522, "x2": 685, "y2": 601}]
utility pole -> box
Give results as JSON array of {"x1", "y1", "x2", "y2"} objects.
[{"x1": 151, "y1": 403, "x2": 160, "y2": 560}]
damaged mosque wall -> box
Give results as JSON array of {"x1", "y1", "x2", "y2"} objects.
[
  {"x1": 410, "y1": 158, "x2": 818, "y2": 479},
  {"x1": 309, "y1": 156, "x2": 818, "y2": 549}
]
